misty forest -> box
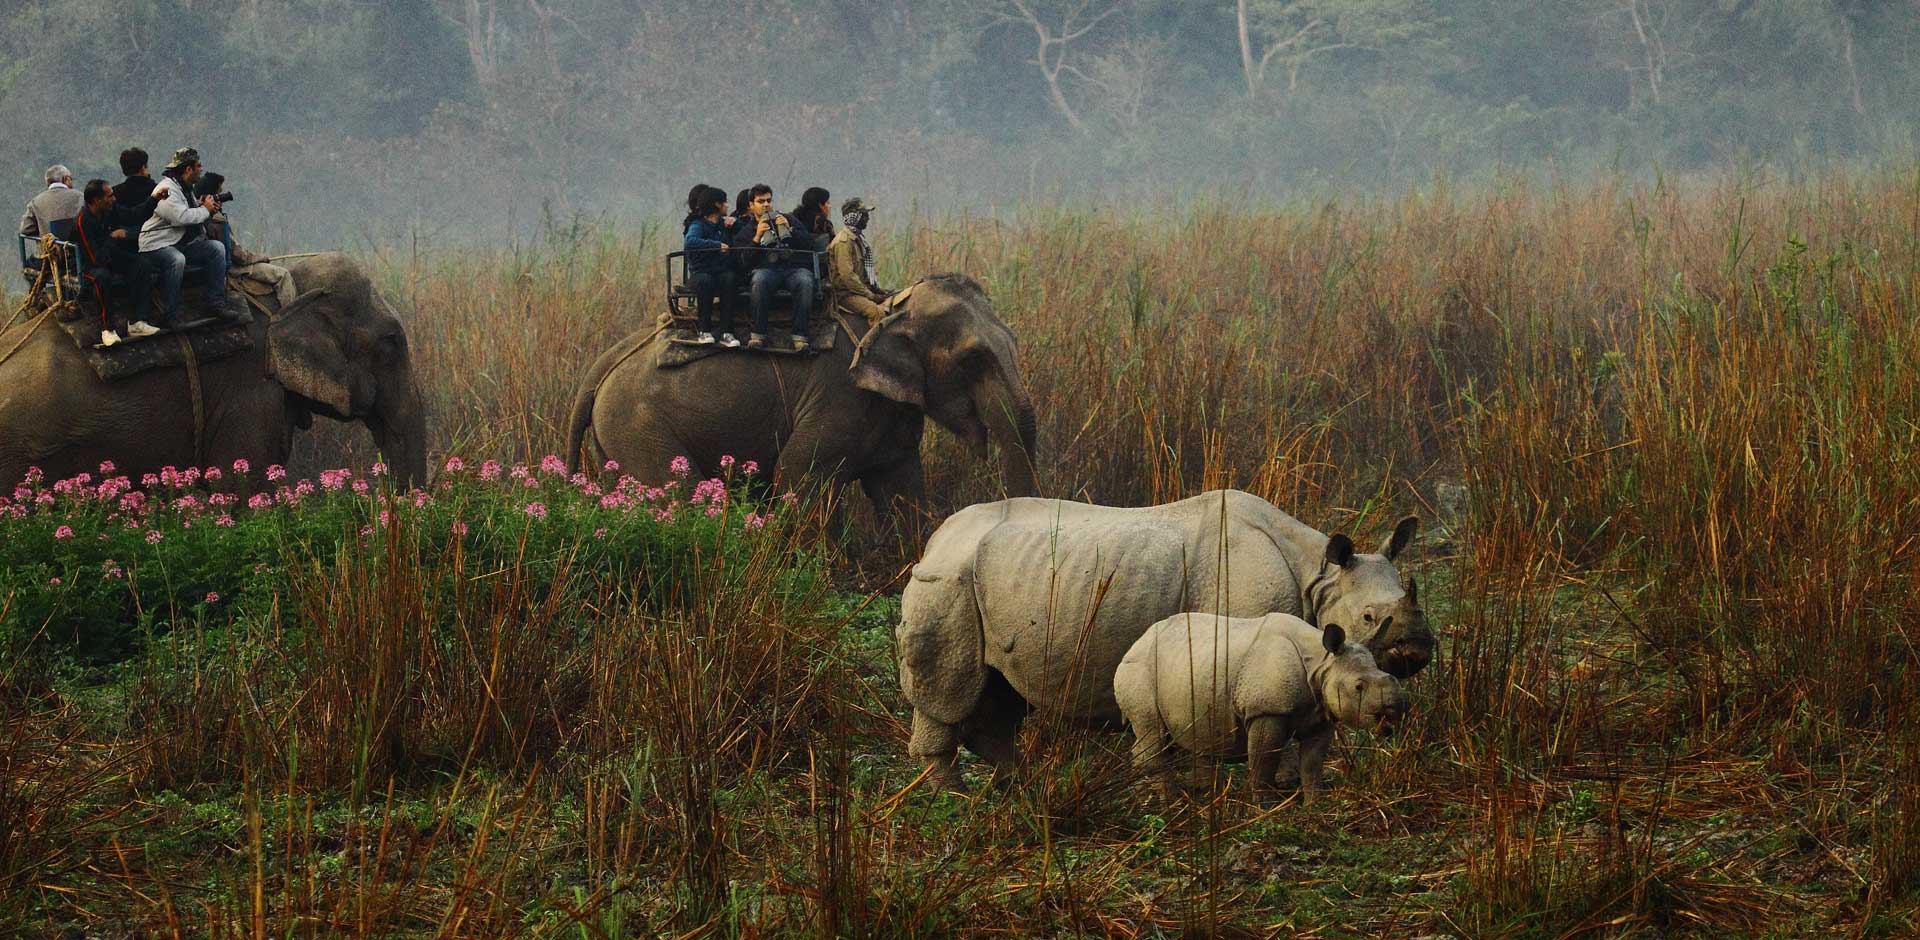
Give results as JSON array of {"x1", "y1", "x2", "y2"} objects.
[{"x1": 5, "y1": 2, "x2": 1920, "y2": 939}]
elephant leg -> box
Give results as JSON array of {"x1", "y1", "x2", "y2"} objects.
[
  {"x1": 958, "y1": 668, "x2": 1028, "y2": 781},
  {"x1": 1247, "y1": 715, "x2": 1293, "y2": 804},
  {"x1": 909, "y1": 710, "x2": 966, "y2": 792},
  {"x1": 860, "y1": 460, "x2": 927, "y2": 554}
]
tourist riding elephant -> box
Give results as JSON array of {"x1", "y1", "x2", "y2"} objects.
[
  {"x1": 895, "y1": 489, "x2": 1431, "y2": 787},
  {"x1": 0, "y1": 252, "x2": 428, "y2": 489},
  {"x1": 566, "y1": 274, "x2": 1039, "y2": 524}
]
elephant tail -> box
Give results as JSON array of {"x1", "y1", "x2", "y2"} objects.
[{"x1": 567, "y1": 323, "x2": 666, "y2": 473}]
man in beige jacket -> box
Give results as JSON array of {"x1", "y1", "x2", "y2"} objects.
[{"x1": 825, "y1": 197, "x2": 892, "y2": 325}]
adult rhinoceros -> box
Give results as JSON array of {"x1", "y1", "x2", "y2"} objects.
[{"x1": 895, "y1": 489, "x2": 1431, "y2": 786}]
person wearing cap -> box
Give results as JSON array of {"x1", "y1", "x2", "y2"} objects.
[
  {"x1": 139, "y1": 147, "x2": 239, "y2": 327},
  {"x1": 18, "y1": 164, "x2": 83, "y2": 260},
  {"x1": 826, "y1": 197, "x2": 893, "y2": 326}
]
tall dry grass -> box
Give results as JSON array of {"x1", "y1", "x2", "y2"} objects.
[{"x1": 9, "y1": 169, "x2": 1920, "y2": 936}]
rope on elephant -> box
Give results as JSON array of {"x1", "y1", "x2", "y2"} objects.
[
  {"x1": 0, "y1": 310, "x2": 51, "y2": 371},
  {"x1": 176, "y1": 332, "x2": 207, "y2": 469},
  {"x1": 847, "y1": 289, "x2": 917, "y2": 371}
]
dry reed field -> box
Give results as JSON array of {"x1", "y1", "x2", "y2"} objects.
[{"x1": 7, "y1": 171, "x2": 1920, "y2": 938}]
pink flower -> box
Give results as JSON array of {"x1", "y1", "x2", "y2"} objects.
[
  {"x1": 593, "y1": 527, "x2": 608, "y2": 538},
  {"x1": 232, "y1": 458, "x2": 251, "y2": 474},
  {"x1": 204, "y1": 592, "x2": 220, "y2": 604},
  {"x1": 266, "y1": 465, "x2": 286, "y2": 482},
  {"x1": 521, "y1": 476, "x2": 540, "y2": 489},
  {"x1": 719, "y1": 454, "x2": 736, "y2": 469},
  {"x1": 378, "y1": 510, "x2": 392, "y2": 527},
  {"x1": 181, "y1": 467, "x2": 200, "y2": 486},
  {"x1": 247, "y1": 493, "x2": 272, "y2": 510},
  {"x1": 744, "y1": 513, "x2": 767, "y2": 530},
  {"x1": 522, "y1": 501, "x2": 548, "y2": 521},
  {"x1": 293, "y1": 481, "x2": 316, "y2": 498},
  {"x1": 602, "y1": 459, "x2": 620, "y2": 472},
  {"x1": 669, "y1": 456, "x2": 692, "y2": 477},
  {"x1": 54, "y1": 525, "x2": 74, "y2": 540},
  {"x1": 443, "y1": 456, "x2": 466, "y2": 473},
  {"x1": 540, "y1": 455, "x2": 567, "y2": 476},
  {"x1": 141, "y1": 473, "x2": 160, "y2": 487},
  {"x1": 451, "y1": 520, "x2": 468, "y2": 537},
  {"x1": 741, "y1": 461, "x2": 759, "y2": 476},
  {"x1": 371, "y1": 461, "x2": 388, "y2": 477},
  {"x1": 215, "y1": 515, "x2": 235, "y2": 527},
  {"x1": 705, "y1": 503, "x2": 723, "y2": 517},
  {"x1": 203, "y1": 467, "x2": 222, "y2": 482},
  {"x1": 413, "y1": 491, "x2": 429, "y2": 508},
  {"x1": 48, "y1": 576, "x2": 62, "y2": 586},
  {"x1": 352, "y1": 479, "x2": 369, "y2": 495},
  {"x1": 98, "y1": 460, "x2": 116, "y2": 474},
  {"x1": 480, "y1": 460, "x2": 503, "y2": 481},
  {"x1": 320, "y1": 468, "x2": 351, "y2": 491},
  {"x1": 358, "y1": 525, "x2": 373, "y2": 537},
  {"x1": 145, "y1": 530, "x2": 163, "y2": 544},
  {"x1": 24, "y1": 467, "x2": 43, "y2": 483}
]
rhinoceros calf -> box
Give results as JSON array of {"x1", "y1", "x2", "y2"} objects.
[
  {"x1": 896, "y1": 489, "x2": 1431, "y2": 789},
  {"x1": 1114, "y1": 612, "x2": 1408, "y2": 803}
]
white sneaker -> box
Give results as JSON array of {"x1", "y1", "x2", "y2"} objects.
[
  {"x1": 694, "y1": 331, "x2": 716, "y2": 345},
  {"x1": 127, "y1": 321, "x2": 160, "y2": 337},
  {"x1": 719, "y1": 333, "x2": 741, "y2": 348},
  {"x1": 100, "y1": 330, "x2": 122, "y2": 347}
]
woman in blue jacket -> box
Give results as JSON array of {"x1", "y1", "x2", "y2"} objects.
[{"x1": 682, "y1": 184, "x2": 740, "y2": 346}]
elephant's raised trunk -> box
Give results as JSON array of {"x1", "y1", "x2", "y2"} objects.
[
  {"x1": 369, "y1": 370, "x2": 429, "y2": 488},
  {"x1": 976, "y1": 369, "x2": 1039, "y2": 499}
]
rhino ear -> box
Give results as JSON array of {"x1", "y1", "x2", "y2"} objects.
[
  {"x1": 1322, "y1": 622, "x2": 1346, "y2": 654},
  {"x1": 1325, "y1": 533, "x2": 1356, "y2": 569},
  {"x1": 1382, "y1": 515, "x2": 1420, "y2": 561}
]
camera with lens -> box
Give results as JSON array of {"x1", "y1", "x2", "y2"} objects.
[{"x1": 213, "y1": 192, "x2": 235, "y2": 204}]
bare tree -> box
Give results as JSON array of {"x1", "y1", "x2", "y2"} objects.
[
  {"x1": 975, "y1": 0, "x2": 1120, "y2": 131},
  {"x1": 1235, "y1": 0, "x2": 1433, "y2": 97}
]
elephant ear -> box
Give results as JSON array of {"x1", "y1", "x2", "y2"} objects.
[
  {"x1": 851, "y1": 325, "x2": 925, "y2": 409},
  {"x1": 266, "y1": 289, "x2": 363, "y2": 418},
  {"x1": 897, "y1": 563, "x2": 985, "y2": 725}
]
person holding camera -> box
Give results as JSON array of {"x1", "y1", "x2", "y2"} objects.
[
  {"x1": 731, "y1": 184, "x2": 818, "y2": 352},
  {"x1": 194, "y1": 171, "x2": 295, "y2": 307},
  {"x1": 138, "y1": 147, "x2": 241, "y2": 327}
]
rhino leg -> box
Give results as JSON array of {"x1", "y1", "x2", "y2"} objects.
[
  {"x1": 959, "y1": 668, "x2": 1028, "y2": 781},
  {"x1": 1126, "y1": 709, "x2": 1177, "y2": 800},
  {"x1": 910, "y1": 711, "x2": 966, "y2": 791},
  {"x1": 1247, "y1": 715, "x2": 1293, "y2": 804},
  {"x1": 1297, "y1": 724, "x2": 1335, "y2": 804}
]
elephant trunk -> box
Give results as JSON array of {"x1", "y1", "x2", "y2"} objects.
[
  {"x1": 369, "y1": 371, "x2": 429, "y2": 488},
  {"x1": 975, "y1": 369, "x2": 1039, "y2": 498}
]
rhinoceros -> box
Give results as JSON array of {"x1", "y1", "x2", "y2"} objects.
[
  {"x1": 1115, "y1": 612, "x2": 1408, "y2": 803},
  {"x1": 895, "y1": 489, "x2": 1430, "y2": 787}
]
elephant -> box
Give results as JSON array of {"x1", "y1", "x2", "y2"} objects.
[
  {"x1": 1115, "y1": 613, "x2": 1408, "y2": 803},
  {"x1": 0, "y1": 252, "x2": 427, "y2": 489},
  {"x1": 894, "y1": 489, "x2": 1430, "y2": 787},
  {"x1": 565, "y1": 274, "x2": 1038, "y2": 528}
]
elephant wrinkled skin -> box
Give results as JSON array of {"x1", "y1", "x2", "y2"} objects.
[
  {"x1": 0, "y1": 253, "x2": 428, "y2": 489},
  {"x1": 566, "y1": 274, "x2": 1038, "y2": 527},
  {"x1": 896, "y1": 489, "x2": 1431, "y2": 787}
]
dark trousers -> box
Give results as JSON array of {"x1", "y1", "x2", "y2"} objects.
[
  {"x1": 141, "y1": 237, "x2": 228, "y2": 326},
  {"x1": 750, "y1": 267, "x2": 816, "y2": 336},
  {"x1": 688, "y1": 269, "x2": 736, "y2": 334}
]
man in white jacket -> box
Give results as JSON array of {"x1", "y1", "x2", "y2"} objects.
[{"x1": 138, "y1": 147, "x2": 238, "y2": 327}]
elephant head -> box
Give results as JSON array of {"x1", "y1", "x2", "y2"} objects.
[
  {"x1": 1303, "y1": 516, "x2": 1434, "y2": 679},
  {"x1": 849, "y1": 274, "x2": 1039, "y2": 498},
  {"x1": 270, "y1": 254, "x2": 428, "y2": 487}
]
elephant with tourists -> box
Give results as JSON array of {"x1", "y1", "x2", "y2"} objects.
[{"x1": 0, "y1": 251, "x2": 427, "y2": 490}]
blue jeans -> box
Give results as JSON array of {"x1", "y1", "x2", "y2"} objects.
[
  {"x1": 140, "y1": 238, "x2": 228, "y2": 325},
  {"x1": 750, "y1": 267, "x2": 815, "y2": 336}
]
